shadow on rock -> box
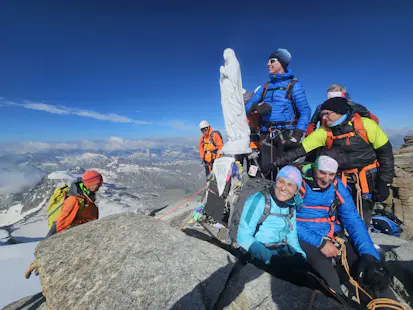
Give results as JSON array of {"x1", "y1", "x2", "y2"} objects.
[
  {"x1": 2, "y1": 292, "x2": 46, "y2": 310},
  {"x1": 386, "y1": 260, "x2": 413, "y2": 305}
]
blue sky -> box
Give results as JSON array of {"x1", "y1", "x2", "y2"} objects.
[{"x1": 0, "y1": 0, "x2": 412, "y2": 143}]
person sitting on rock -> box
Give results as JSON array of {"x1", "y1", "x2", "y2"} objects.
[
  {"x1": 267, "y1": 96, "x2": 394, "y2": 227},
  {"x1": 297, "y1": 155, "x2": 396, "y2": 306},
  {"x1": 237, "y1": 166, "x2": 306, "y2": 264}
]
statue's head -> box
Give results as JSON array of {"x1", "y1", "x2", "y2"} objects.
[{"x1": 223, "y1": 48, "x2": 236, "y2": 64}]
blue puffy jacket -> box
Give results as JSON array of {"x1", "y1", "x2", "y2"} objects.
[
  {"x1": 297, "y1": 178, "x2": 380, "y2": 260},
  {"x1": 245, "y1": 70, "x2": 311, "y2": 132},
  {"x1": 237, "y1": 192, "x2": 306, "y2": 264}
]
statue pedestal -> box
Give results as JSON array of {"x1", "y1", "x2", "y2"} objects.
[{"x1": 222, "y1": 139, "x2": 251, "y2": 155}]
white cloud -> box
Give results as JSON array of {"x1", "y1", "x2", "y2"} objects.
[
  {"x1": 0, "y1": 168, "x2": 45, "y2": 195},
  {"x1": 0, "y1": 136, "x2": 199, "y2": 154},
  {"x1": 1, "y1": 98, "x2": 197, "y2": 129},
  {"x1": 162, "y1": 120, "x2": 197, "y2": 130},
  {"x1": 22, "y1": 101, "x2": 69, "y2": 114},
  {"x1": 1, "y1": 99, "x2": 151, "y2": 125}
]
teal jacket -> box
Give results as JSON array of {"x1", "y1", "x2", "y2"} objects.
[{"x1": 237, "y1": 192, "x2": 306, "y2": 264}]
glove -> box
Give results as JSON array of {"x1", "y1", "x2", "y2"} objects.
[
  {"x1": 373, "y1": 178, "x2": 391, "y2": 202},
  {"x1": 251, "y1": 102, "x2": 272, "y2": 116},
  {"x1": 356, "y1": 254, "x2": 389, "y2": 291},
  {"x1": 284, "y1": 129, "x2": 304, "y2": 146}
]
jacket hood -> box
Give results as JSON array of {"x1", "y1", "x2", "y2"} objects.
[{"x1": 269, "y1": 69, "x2": 295, "y2": 81}]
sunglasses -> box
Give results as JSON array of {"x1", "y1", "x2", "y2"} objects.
[
  {"x1": 269, "y1": 58, "x2": 279, "y2": 64},
  {"x1": 320, "y1": 111, "x2": 333, "y2": 118},
  {"x1": 201, "y1": 127, "x2": 209, "y2": 132}
]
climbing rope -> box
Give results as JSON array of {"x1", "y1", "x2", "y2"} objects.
[
  {"x1": 335, "y1": 237, "x2": 408, "y2": 310},
  {"x1": 156, "y1": 185, "x2": 208, "y2": 220},
  {"x1": 353, "y1": 173, "x2": 364, "y2": 220}
]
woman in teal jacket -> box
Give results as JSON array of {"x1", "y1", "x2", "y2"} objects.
[{"x1": 237, "y1": 166, "x2": 306, "y2": 264}]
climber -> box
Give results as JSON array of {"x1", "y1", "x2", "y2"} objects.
[
  {"x1": 237, "y1": 166, "x2": 306, "y2": 266},
  {"x1": 296, "y1": 155, "x2": 396, "y2": 306},
  {"x1": 25, "y1": 170, "x2": 103, "y2": 279},
  {"x1": 198, "y1": 120, "x2": 223, "y2": 179},
  {"x1": 46, "y1": 170, "x2": 103, "y2": 237},
  {"x1": 268, "y1": 96, "x2": 394, "y2": 227},
  {"x1": 306, "y1": 84, "x2": 379, "y2": 136},
  {"x1": 245, "y1": 48, "x2": 311, "y2": 179}
]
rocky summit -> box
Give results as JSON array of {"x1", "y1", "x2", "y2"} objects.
[{"x1": 4, "y1": 213, "x2": 346, "y2": 310}]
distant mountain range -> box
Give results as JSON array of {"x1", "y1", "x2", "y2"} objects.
[{"x1": 0, "y1": 143, "x2": 205, "y2": 229}]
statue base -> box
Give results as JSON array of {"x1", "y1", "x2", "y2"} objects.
[{"x1": 221, "y1": 139, "x2": 251, "y2": 155}]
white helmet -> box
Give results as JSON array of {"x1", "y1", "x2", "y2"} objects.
[{"x1": 199, "y1": 120, "x2": 210, "y2": 129}]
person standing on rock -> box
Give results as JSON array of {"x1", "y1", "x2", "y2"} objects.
[
  {"x1": 237, "y1": 166, "x2": 306, "y2": 264},
  {"x1": 25, "y1": 170, "x2": 103, "y2": 279},
  {"x1": 198, "y1": 120, "x2": 223, "y2": 179},
  {"x1": 245, "y1": 49, "x2": 311, "y2": 179},
  {"x1": 267, "y1": 96, "x2": 394, "y2": 227},
  {"x1": 296, "y1": 155, "x2": 397, "y2": 307}
]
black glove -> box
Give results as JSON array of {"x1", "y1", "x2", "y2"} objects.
[
  {"x1": 284, "y1": 129, "x2": 305, "y2": 147},
  {"x1": 373, "y1": 178, "x2": 391, "y2": 202},
  {"x1": 251, "y1": 102, "x2": 272, "y2": 116},
  {"x1": 356, "y1": 254, "x2": 389, "y2": 291},
  {"x1": 272, "y1": 145, "x2": 307, "y2": 168}
]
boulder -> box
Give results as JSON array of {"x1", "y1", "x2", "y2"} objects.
[
  {"x1": 391, "y1": 135, "x2": 413, "y2": 239},
  {"x1": 392, "y1": 167, "x2": 413, "y2": 240},
  {"x1": 35, "y1": 213, "x2": 237, "y2": 310},
  {"x1": 4, "y1": 212, "x2": 347, "y2": 310}
]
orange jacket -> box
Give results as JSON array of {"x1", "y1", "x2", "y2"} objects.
[
  {"x1": 199, "y1": 127, "x2": 223, "y2": 163},
  {"x1": 56, "y1": 194, "x2": 99, "y2": 233}
]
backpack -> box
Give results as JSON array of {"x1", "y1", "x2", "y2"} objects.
[
  {"x1": 371, "y1": 210, "x2": 403, "y2": 236},
  {"x1": 227, "y1": 177, "x2": 295, "y2": 243},
  {"x1": 46, "y1": 184, "x2": 84, "y2": 229},
  {"x1": 325, "y1": 113, "x2": 369, "y2": 149},
  {"x1": 260, "y1": 78, "x2": 300, "y2": 120},
  {"x1": 201, "y1": 130, "x2": 223, "y2": 150},
  {"x1": 349, "y1": 103, "x2": 379, "y2": 124}
]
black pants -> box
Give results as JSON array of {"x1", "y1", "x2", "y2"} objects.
[
  {"x1": 300, "y1": 239, "x2": 396, "y2": 302},
  {"x1": 204, "y1": 163, "x2": 212, "y2": 180},
  {"x1": 45, "y1": 222, "x2": 57, "y2": 238},
  {"x1": 260, "y1": 130, "x2": 298, "y2": 180},
  {"x1": 249, "y1": 252, "x2": 310, "y2": 288}
]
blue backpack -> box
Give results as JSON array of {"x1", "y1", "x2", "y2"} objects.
[{"x1": 370, "y1": 210, "x2": 403, "y2": 237}]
